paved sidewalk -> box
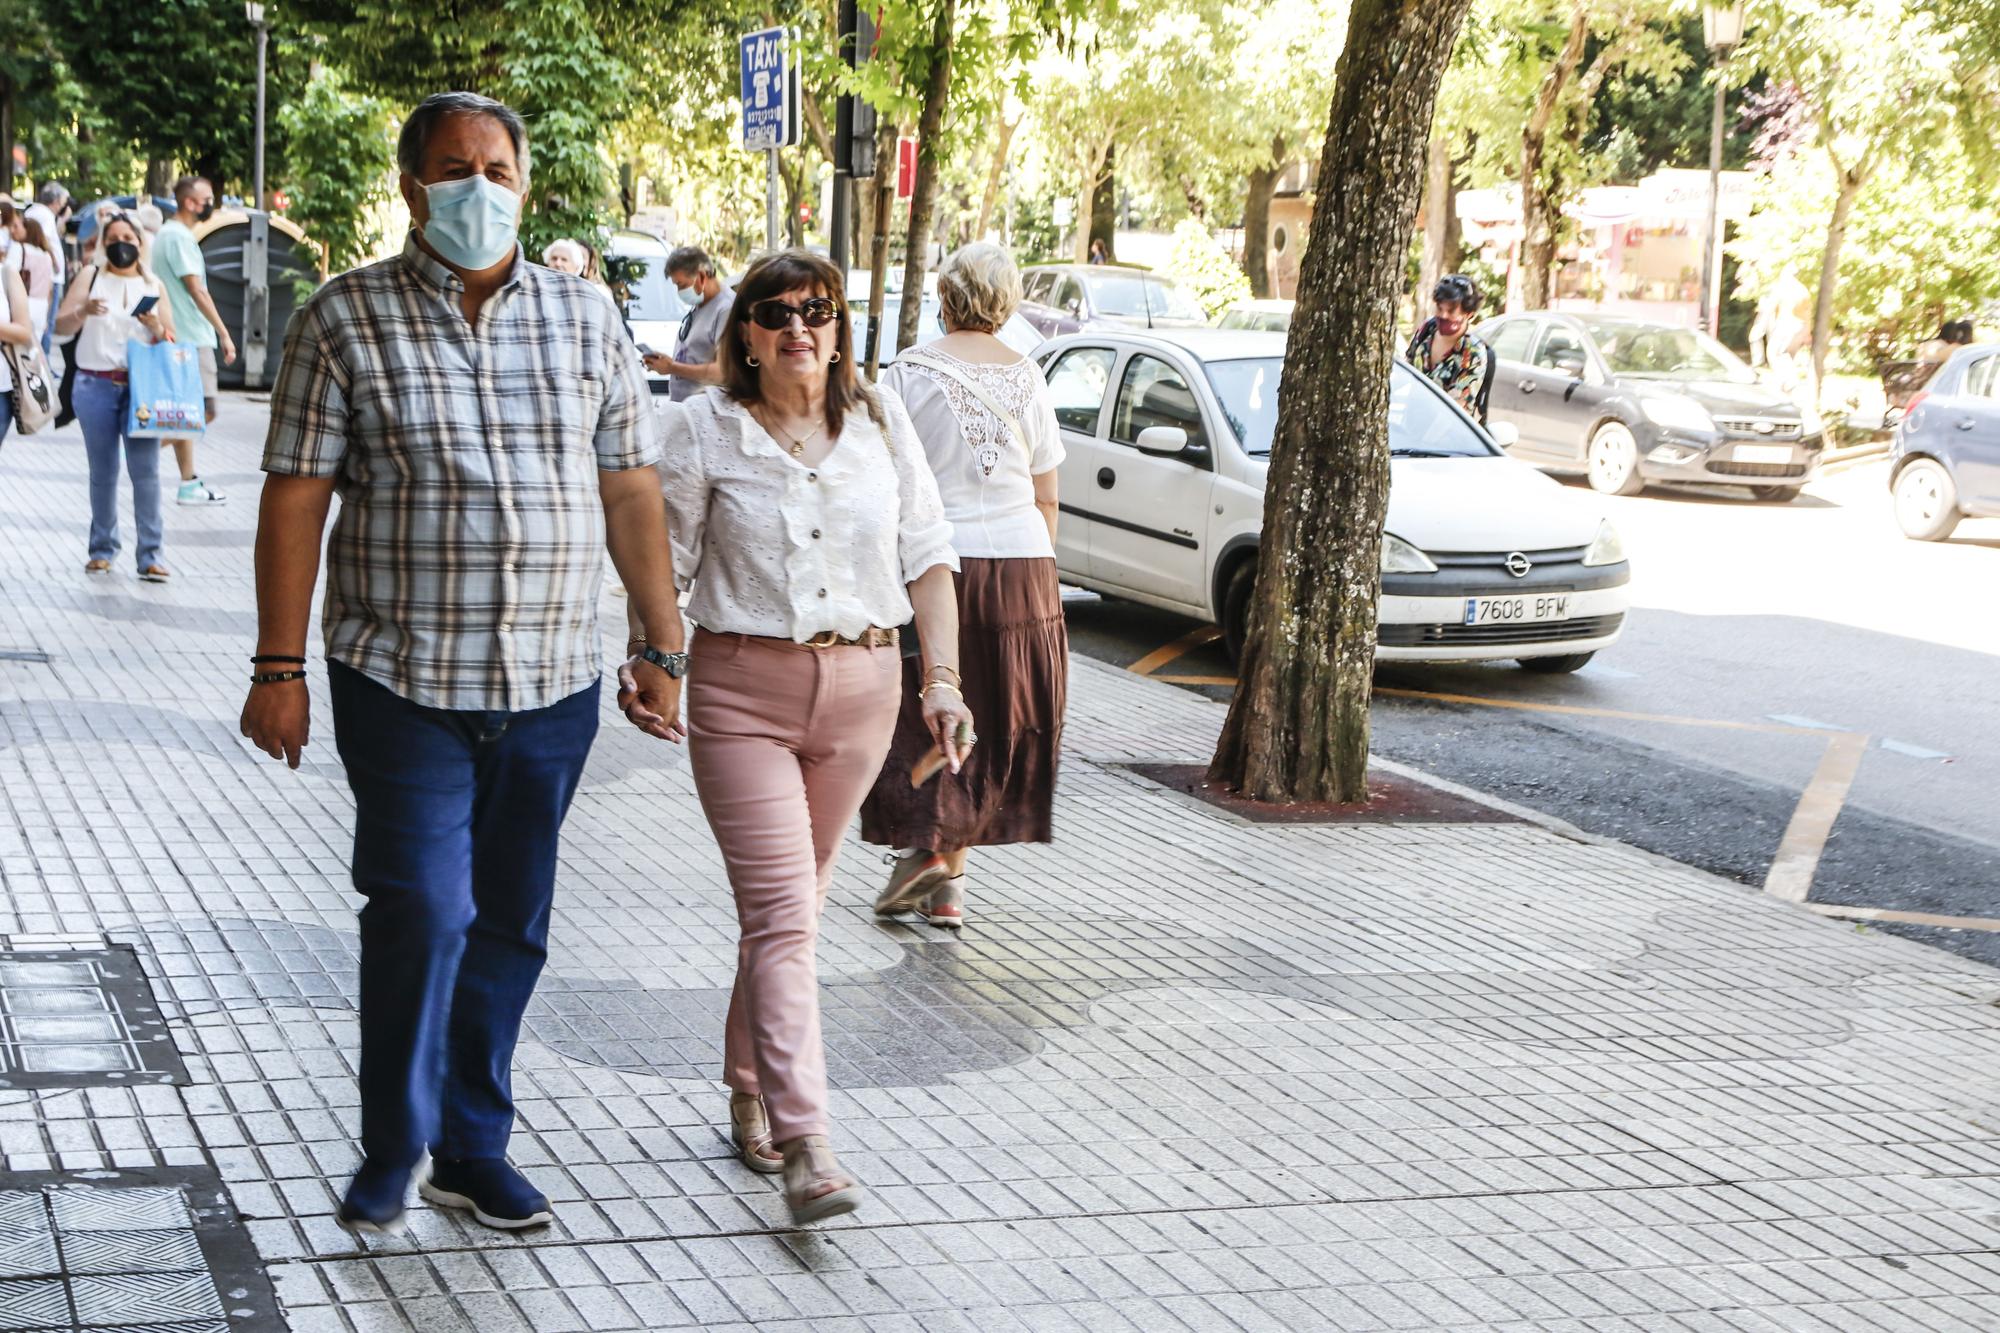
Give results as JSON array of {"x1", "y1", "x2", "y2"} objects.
[{"x1": 2, "y1": 399, "x2": 1999, "y2": 1332}]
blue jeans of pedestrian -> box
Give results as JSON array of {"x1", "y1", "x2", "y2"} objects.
[
  {"x1": 0, "y1": 387, "x2": 13, "y2": 447},
  {"x1": 43, "y1": 280, "x2": 59, "y2": 358},
  {"x1": 73, "y1": 372, "x2": 163, "y2": 571},
  {"x1": 328, "y1": 660, "x2": 601, "y2": 1168}
]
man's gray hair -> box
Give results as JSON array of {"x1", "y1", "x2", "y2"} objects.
[
  {"x1": 37, "y1": 182, "x2": 69, "y2": 208},
  {"x1": 396, "y1": 91, "x2": 531, "y2": 177},
  {"x1": 936, "y1": 242, "x2": 1023, "y2": 334},
  {"x1": 666, "y1": 245, "x2": 715, "y2": 279}
]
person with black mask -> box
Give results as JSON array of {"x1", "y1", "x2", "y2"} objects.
[
  {"x1": 153, "y1": 176, "x2": 237, "y2": 506},
  {"x1": 1406, "y1": 273, "x2": 1494, "y2": 424},
  {"x1": 53, "y1": 212, "x2": 176, "y2": 581}
]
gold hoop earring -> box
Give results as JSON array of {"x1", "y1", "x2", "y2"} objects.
[
  {"x1": 829, "y1": 351, "x2": 841, "y2": 363},
  {"x1": 745, "y1": 355, "x2": 759, "y2": 367}
]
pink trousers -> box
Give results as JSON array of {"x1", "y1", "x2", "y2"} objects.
[{"x1": 686, "y1": 629, "x2": 902, "y2": 1141}]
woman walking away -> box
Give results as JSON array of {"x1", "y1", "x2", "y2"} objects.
[
  {"x1": 630, "y1": 249, "x2": 970, "y2": 1225},
  {"x1": 6, "y1": 205, "x2": 58, "y2": 345},
  {"x1": 53, "y1": 212, "x2": 175, "y2": 580},
  {"x1": 860, "y1": 242, "x2": 1068, "y2": 930},
  {"x1": 0, "y1": 247, "x2": 36, "y2": 447}
]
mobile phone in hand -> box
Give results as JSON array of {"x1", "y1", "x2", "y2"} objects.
[
  {"x1": 130, "y1": 294, "x2": 159, "y2": 317},
  {"x1": 636, "y1": 343, "x2": 658, "y2": 358}
]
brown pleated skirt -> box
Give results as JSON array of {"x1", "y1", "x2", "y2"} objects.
[{"x1": 860, "y1": 556, "x2": 1067, "y2": 849}]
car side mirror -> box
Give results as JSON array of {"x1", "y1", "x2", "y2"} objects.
[
  {"x1": 1135, "y1": 425, "x2": 1192, "y2": 458},
  {"x1": 1487, "y1": 420, "x2": 1520, "y2": 448},
  {"x1": 1554, "y1": 351, "x2": 1586, "y2": 378}
]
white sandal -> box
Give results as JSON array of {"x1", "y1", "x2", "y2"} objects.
[
  {"x1": 923, "y1": 876, "x2": 966, "y2": 930},
  {"x1": 782, "y1": 1135, "x2": 863, "y2": 1225},
  {"x1": 729, "y1": 1093, "x2": 784, "y2": 1174}
]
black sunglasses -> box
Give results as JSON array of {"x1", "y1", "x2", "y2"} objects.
[{"x1": 749, "y1": 297, "x2": 840, "y2": 330}]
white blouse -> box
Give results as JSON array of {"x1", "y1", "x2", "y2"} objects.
[
  {"x1": 74, "y1": 271, "x2": 162, "y2": 373},
  {"x1": 657, "y1": 387, "x2": 959, "y2": 640},
  {"x1": 880, "y1": 349, "x2": 1065, "y2": 560}
]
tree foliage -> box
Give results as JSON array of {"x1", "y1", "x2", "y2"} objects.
[{"x1": 277, "y1": 73, "x2": 396, "y2": 274}]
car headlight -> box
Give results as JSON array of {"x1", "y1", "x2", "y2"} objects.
[
  {"x1": 1582, "y1": 519, "x2": 1626, "y2": 567},
  {"x1": 1798, "y1": 402, "x2": 1824, "y2": 438},
  {"x1": 1381, "y1": 533, "x2": 1438, "y2": 573},
  {"x1": 1638, "y1": 395, "x2": 1715, "y2": 433}
]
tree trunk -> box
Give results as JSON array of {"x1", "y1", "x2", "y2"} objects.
[
  {"x1": 0, "y1": 76, "x2": 14, "y2": 196},
  {"x1": 855, "y1": 164, "x2": 875, "y2": 273},
  {"x1": 785, "y1": 153, "x2": 806, "y2": 247},
  {"x1": 865, "y1": 120, "x2": 899, "y2": 377},
  {"x1": 976, "y1": 113, "x2": 1016, "y2": 240},
  {"x1": 144, "y1": 157, "x2": 174, "y2": 201},
  {"x1": 1208, "y1": 0, "x2": 1475, "y2": 804},
  {"x1": 1072, "y1": 134, "x2": 1112, "y2": 263},
  {"x1": 1517, "y1": 1, "x2": 1588, "y2": 311},
  {"x1": 1243, "y1": 134, "x2": 1283, "y2": 299},
  {"x1": 1812, "y1": 155, "x2": 1869, "y2": 395},
  {"x1": 1089, "y1": 142, "x2": 1118, "y2": 262},
  {"x1": 897, "y1": 0, "x2": 956, "y2": 355},
  {"x1": 1418, "y1": 133, "x2": 1460, "y2": 303}
]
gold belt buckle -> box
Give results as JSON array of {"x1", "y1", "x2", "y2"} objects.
[{"x1": 804, "y1": 630, "x2": 842, "y2": 649}]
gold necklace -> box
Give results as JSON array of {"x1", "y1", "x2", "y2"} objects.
[{"x1": 768, "y1": 415, "x2": 821, "y2": 458}]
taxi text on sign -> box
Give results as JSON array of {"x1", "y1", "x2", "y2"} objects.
[{"x1": 740, "y1": 27, "x2": 797, "y2": 152}]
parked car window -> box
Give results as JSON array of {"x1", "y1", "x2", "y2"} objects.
[
  {"x1": 1023, "y1": 270, "x2": 1056, "y2": 304},
  {"x1": 1533, "y1": 324, "x2": 1589, "y2": 371},
  {"x1": 1052, "y1": 275, "x2": 1086, "y2": 316},
  {"x1": 1209, "y1": 361, "x2": 1494, "y2": 459},
  {"x1": 1111, "y1": 354, "x2": 1210, "y2": 452},
  {"x1": 1579, "y1": 317, "x2": 1756, "y2": 383},
  {"x1": 1483, "y1": 319, "x2": 1536, "y2": 362},
  {"x1": 1085, "y1": 273, "x2": 1208, "y2": 322},
  {"x1": 1963, "y1": 354, "x2": 1998, "y2": 398},
  {"x1": 1046, "y1": 346, "x2": 1117, "y2": 434}
]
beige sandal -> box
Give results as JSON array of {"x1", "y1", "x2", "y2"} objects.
[
  {"x1": 781, "y1": 1135, "x2": 863, "y2": 1225},
  {"x1": 875, "y1": 851, "x2": 948, "y2": 916},
  {"x1": 729, "y1": 1093, "x2": 784, "y2": 1174},
  {"x1": 923, "y1": 876, "x2": 966, "y2": 930}
]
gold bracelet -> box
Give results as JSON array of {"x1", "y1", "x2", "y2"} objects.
[
  {"x1": 924, "y1": 663, "x2": 962, "y2": 684},
  {"x1": 922, "y1": 681, "x2": 963, "y2": 699}
]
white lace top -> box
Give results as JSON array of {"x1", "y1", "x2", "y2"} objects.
[
  {"x1": 656, "y1": 387, "x2": 958, "y2": 640},
  {"x1": 880, "y1": 348, "x2": 1064, "y2": 560}
]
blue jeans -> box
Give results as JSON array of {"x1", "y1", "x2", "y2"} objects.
[
  {"x1": 42, "y1": 280, "x2": 59, "y2": 358},
  {"x1": 73, "y1": 372, "x2": 163, "y2": 570},
  {"x1": 328, "y1": 660, "x2": 600, "y2": 1168},
  {"x1": 0, "y1": 386, "x2": 12, "y2": 447}
]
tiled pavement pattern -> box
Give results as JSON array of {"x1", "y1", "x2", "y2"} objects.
[{"x1": 2, "y1": 401, "x2": 1999, "y2": 1331}]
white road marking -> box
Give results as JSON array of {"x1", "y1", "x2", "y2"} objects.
[
  {"x1": 1879, "y1": 738, "x2": 1953, "y2": 761},
  {"x1": 1765, "y1": 713, "x2": 1851, "y2": 732},
  {"x1": 1577, "y1": 662, "x2": 1640, "y2": 680}
]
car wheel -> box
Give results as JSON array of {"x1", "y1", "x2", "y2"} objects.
[
  {"x1": 1750, "y1": 485, "x2": 1800, "y2": 502},
  {"x1": 1221, "y1": 560, "x2": 1257, "y2": 666},
  {"x1": 1586, "y1": 422, "x2": 1644, "y2": 495},
  {"x1": 1893, "y1": 459, "x2": 1962, "y2": 541},
  {"x1": 1517, "y1": 652, "x2": 1595, "y2": 674}
]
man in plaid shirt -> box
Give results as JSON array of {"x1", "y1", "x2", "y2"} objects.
[{"x1": 240, "y1": 92, "x2": 688, "y2": 1235}]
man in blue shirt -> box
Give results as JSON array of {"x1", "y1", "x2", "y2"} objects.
[{"x1": 151, "y1": 176, "x2": 237, "y2": 505}]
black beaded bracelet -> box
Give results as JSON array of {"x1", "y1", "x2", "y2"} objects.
[
  {"x1": 251, "y1": 670, "x2": 307, "y2": 685},
  {"x1": 251, "y1": 654, "x2": 306, "y2": 665}
]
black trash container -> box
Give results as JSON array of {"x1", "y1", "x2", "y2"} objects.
[{"x1": 193, "y1": 209, "x2": 320, "y2": 391}]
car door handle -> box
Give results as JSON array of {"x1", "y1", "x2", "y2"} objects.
[
  {"x1": 1518, "y1": 380, "x2": 1537, "y2": 393},
  {"x1": 1097, "y1": 467, "x2": 1116, "y2": 489},
  {"x1": 1957, "y1": 418, "x2": 1977, "y2": 430}
]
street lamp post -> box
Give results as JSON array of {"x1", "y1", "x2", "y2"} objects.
[
  {"x1": 1700, "y1": 1, "x2": 1746, "y2": 336},
  {"x1": 246, "y1": 2, "x2": 268, "y2": 210}
]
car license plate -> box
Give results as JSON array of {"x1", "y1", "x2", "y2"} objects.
[
  {"x1": 1733, "y1": 444, "x2": 1793, "y2": 464},
  {"x1": 1464, "y1": 594, "x2": 1572, "y2": 626}
]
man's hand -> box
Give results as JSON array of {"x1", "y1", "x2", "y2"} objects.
[
  {"x1": 220, "y1": 334, "x2": 238, "y2": 366},
  {"x1": 642, "y1": 351, "x2": 673, "y2": 376},
  {"x1": 241, "y1": 680, "x2": 311, "y2": 768},
  {"x1": 615, "y1": 656, "x2": 685, "y2": 742}
]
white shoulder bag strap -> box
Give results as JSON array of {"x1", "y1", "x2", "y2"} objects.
[{"x1": 895, "y1": 348, "x2": 1029, "y2": 455}]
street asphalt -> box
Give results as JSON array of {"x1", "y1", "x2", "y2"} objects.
[{"x1": 1060, "y1": 459, "x2": 2000, "y2": 971}]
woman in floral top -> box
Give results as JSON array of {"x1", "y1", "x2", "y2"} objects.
[{"x1": 1406, "y1": 273, "x2": 1493, "y2": 424}]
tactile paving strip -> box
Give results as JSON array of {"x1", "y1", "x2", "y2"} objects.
[
  {"x1": 0, "y1": 1165, "x2": 275, "y2": 1332},
  {"x1": 0, "y1": 949, "x2": 184, "y2": 1091}
]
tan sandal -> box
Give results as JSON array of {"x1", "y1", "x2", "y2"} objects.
[
  {"x1": 781, "y1": 1135, "x2": 863, "y2": 1225},
  {"x1": 728, "y1": 1093, "x2": 784, "y2": 1174},
  {"x1": 923, "y1": 876, "x2": 966, "y2": 930},
  {"x1": 84, "y1": 560, "x2": 111, "y2": 575},
  {"x1": 874, "y1": 851, "x2": 948, "y2": 916}
]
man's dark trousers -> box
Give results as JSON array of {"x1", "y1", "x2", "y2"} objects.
[{"x1": 328, "y1": 660, "x2": 600, "y2": 1169}]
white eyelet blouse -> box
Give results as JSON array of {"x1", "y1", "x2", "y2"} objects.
[{"x1": 656, "y1": 386, "x2": 959, "y2": 640}]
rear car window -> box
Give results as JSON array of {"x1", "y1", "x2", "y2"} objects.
[{"x1": 1046, "y1": 346, "x2": 1116, "y2": 433}]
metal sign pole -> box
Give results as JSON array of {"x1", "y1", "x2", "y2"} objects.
[{"x1": 766, "y1": 148, "x2": 780, "y2": 251}]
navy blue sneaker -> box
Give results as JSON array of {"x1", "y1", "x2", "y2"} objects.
[
  {"x1": 337, "y1": 1160, "x2": 413, "y2": 1235},
  {"x1": 420, "y1": 1158, "x2": 554, "y2": 1230}
]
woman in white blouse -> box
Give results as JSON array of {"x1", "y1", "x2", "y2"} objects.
[
  {"x1": 624, "y1": 250, "x2": 972, "y2": 1225},
  {"x1": 860, "y1": 243, "x2": 1068, "y2": 930}
]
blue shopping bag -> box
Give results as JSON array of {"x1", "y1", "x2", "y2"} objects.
[{"x1": 124, "y1": 339, "x2": 206, "y2": 438}]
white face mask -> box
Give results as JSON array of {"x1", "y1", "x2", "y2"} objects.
[{"x1": 417, "y1": 174, "x2": 521, "y2": 270}]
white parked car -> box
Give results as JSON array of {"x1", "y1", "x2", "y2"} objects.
[{"x1": 1037, "y1": 329, "x2": 1632, "y2": 671}]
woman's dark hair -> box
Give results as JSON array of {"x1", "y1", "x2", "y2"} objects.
[
  {"x1": 719, "y1": 248, "x2": 881, "y2": 437},
  {"x1": 1948, "y1": 319, "x2": 1975, "y2": 344},
  {"x1": 18, "y1": 215, "x2": 48, "y2": 252},
  {"x1": 1433, "y1": 273, "x2": 1481, "y2": 314}
]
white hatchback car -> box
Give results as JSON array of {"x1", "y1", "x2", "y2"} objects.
[{"x1": 1037, "y1": 329, "x2": 1632, "y2": 672}]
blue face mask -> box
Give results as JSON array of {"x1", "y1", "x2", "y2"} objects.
[{"x1": 419, "y1": 174, "x2": 520, "y2": 270}]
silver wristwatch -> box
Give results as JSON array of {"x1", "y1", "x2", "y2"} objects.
[{"x1": 640, "y1": 645, "x2": 689, "y2": 679}]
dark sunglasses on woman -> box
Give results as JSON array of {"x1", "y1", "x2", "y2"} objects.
[{"x1": 749, "y1": 297, "x2": 841, "y2": 330}]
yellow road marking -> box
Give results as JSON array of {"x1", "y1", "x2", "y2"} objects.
[
  {"x1": 1805, "y1": 903, "x2": 2000, "y2": 934},
  {"x1": 1373, "y1": 686, "x2": 1823, "y2": 735},
  {"x1": 1764, "y1": 731, "x2": 1870, "y2": 903},
  {"x1": 1152, "y1": 674, "x2": 1242, "y2": 687},
  {"x1": 1127, "y1": 625, "x2": 1221, "y2": 677}
]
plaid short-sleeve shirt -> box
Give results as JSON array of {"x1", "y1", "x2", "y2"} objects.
[{"x1": 263, "y1": 233, "x2": 660, "y2": 712}]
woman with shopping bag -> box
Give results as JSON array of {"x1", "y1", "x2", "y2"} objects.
[
  {"x1": 53, "y1": 212, "x2": 177, "y2": 582},
  {"x1": 0, "y1": 258, "x2": 40, "y2": 448}
]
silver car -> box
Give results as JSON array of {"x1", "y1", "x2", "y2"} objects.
[{"x1": 1475, "y1": 312, "x2": 1826, "y2": 500}]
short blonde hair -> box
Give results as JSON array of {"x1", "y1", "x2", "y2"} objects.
[{"x1": 936, "y1": 242, "x2": 1022, "y2": 334}]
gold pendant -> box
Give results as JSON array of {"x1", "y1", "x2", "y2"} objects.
[{"x1": 789, "y1": 441, "x2": 805, "y2": 457}]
